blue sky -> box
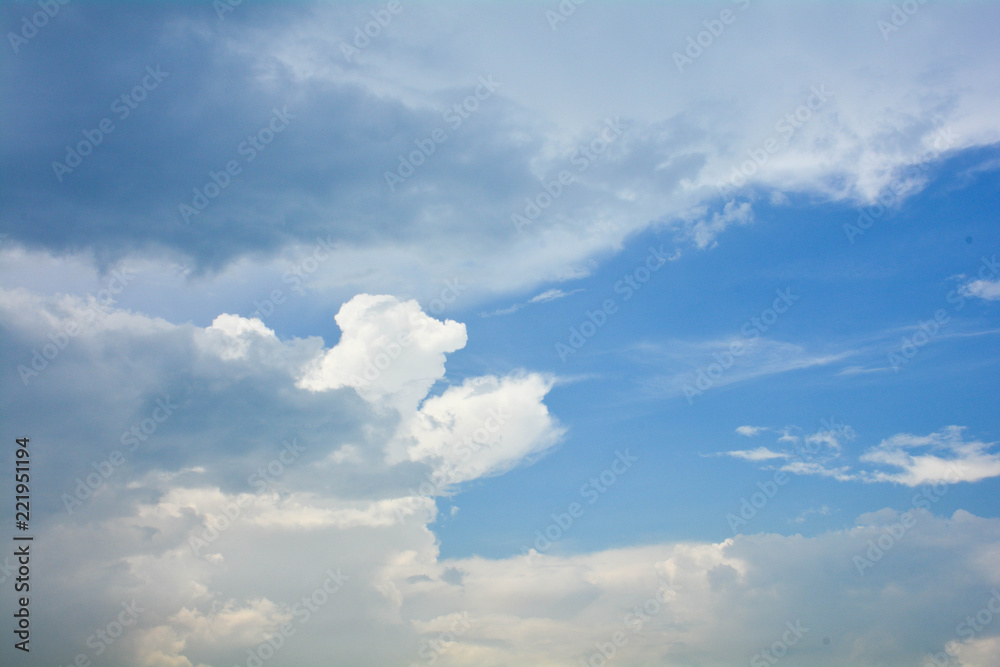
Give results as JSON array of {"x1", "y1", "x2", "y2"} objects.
[
  {"x1": 438, "y1": 157, "x2": 1000, "y2": 559},
  {"x1": 2, "y1": 1, "x2": 1000, "y2": 666}
]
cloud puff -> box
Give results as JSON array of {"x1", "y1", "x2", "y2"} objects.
[
  {"x1": 530, "y1": 288, "x2": 583, "y2": 304},
  {"x1": 962, "y1": 278, "x2": 1000, "y2": 301},
  {"x1": 685, "y1": 200, "x2": 754, "y2": 250},
  {"x1": 296, "y1": 294, "x2": 467, "y2": 413},
  {"x1": 718, "y1": 446, "x2": 790, "y2": 461},
  {"x1": 397, "y1": 373, "x2": 565, "y2": 485},
  {"x1": 859, "y1": 425, "x2": 1000, "y2": 486},
  {"x1": 205, "y1": 314, "x2": 279, "y2": 361}
]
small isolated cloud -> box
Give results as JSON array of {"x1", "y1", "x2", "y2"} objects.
[
  {"x1": 789, "y1": 505, "x2": 832, "y2": 524},
  {"x1": 859, "y1": 425, "x2": 1000, "y2": 486},
  {"x1": 735, "y1": 425, "x2": 768, "y2": 437},
  {"x1": 529, "y1": 288, "x2": 583, "y2": 304},
  {"x1": 481, "y1": 304, "x2": 523, "y2": 318},
  {"x1": 805, "y1": 428, "x2": 848, "y2": 453},
  {"x1": 686, "y1": 200, "x2": 754, "y2": 250},
  {"x1": 719, "y1": 447, "x2": 789, "y2": 462},
  {"x1": 836, "y1": 365, "x2": 893, "y2": 376},
  {"x1": 483, "y1": 288, "x2": 583, "y2": 318},
  {"x1": 961, "y1": 278, "x2": 1000, "y2": 301}
]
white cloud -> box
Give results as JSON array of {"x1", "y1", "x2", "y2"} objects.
[
  {"x1": 3, "y1": 287, "x2": 1000, "y2": 666},
  {"x1": 962, "y1": 279, "x2": 1000, "y2": 301},
  {"x1": 720, "y1": 423, "x2": 1000, "y2": 487},
  {"x1": 39, "y1": 504, "x2": 1000, "y2": 666},
  {"x1": 6, "y1": 3, "x2": 999, "y2": 303},
  {"x1": 482, "y1": 287, "x2": 584, "y2": 318},
  {"x1": 204, "y1": 314, "x2": 278, "y2": 361},
  {"x1": 736, "y1": 425, "x2": 768, "y2": 437},
  {"x1": 686, "y1": 200, "x2": 754, "y2": 250},
  {"x1": 396, "y1": 373, "x2": 565, "y2": 484},
  {"x1": 780, "y1": 460, "x2": 857, "y2": 482},
  {"x1": 859, "y1": 426, "x2": 1000, "y2": 486},
  {"x1": 530, "y1": 288, "x2": 583, "y2": 304},
  {"x1": 0, "y1": 287, "x2": 576, "y2": 665},
  {"x1": 378, "y1": 510, "x2": 1000, "y2": 667},
  {"x1": 135, "y1": 598, "x2": 291, "y2": 667},
  {"x1": 296, "y1": 294, "x2": 467, "y2": 413},
  {"x1": 719, "y1": 447, "x2": 789, "y2": 462}
]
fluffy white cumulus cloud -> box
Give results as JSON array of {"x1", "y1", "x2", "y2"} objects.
[
  {"x1": 0, "y1": 288, "x2": 564, "y2": 665},
  {"x1": 204, "y1": 314, "x2": 279, "y2": 361},
  {"x1": 6, "y1": 288, "x2": 998, "y2": 666},
  {"x1": 375, "y1": 510, "x2": 1000, "y2": 667},
  {"x1": 0, "y1": 2, "x2": 997, "y2": 665},
  {"x1": 296, "y1": 293, "x2": 467, "y2": 413},
  {"x1": 397, "y1": 373, "x2": 566, "y2": 484}
]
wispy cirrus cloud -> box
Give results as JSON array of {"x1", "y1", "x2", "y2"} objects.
[
  {"x1": 481, "y1": 287, "x2": 584, "y2": 317},
  {"x1": 715, "y1": 423, "x2": 1000, "y2": 487},
  {"x1": 637, "y1": 337, "x2": 852, "y2": 399}
]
